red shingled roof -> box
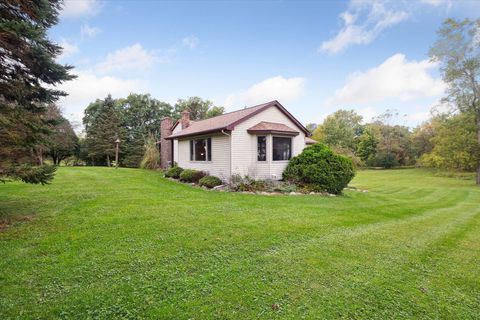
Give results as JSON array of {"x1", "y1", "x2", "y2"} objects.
[{"x1": 166, "y1": 100, "x2": 310, "y2": 139}]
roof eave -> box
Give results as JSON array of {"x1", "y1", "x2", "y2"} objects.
[{"x1": 165, "y1": 127, "x2": 231, "y2": 140}]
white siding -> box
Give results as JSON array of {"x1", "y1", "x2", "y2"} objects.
[
  {"x1": 230, "y1": 106, "x2": 306, "y2": 180},
  {"x1": 172, "y1": 123, "x2": 182, "y2": 164},
  {"x1": 176, "y1": 134, "x2": 231, "y2": 181}
]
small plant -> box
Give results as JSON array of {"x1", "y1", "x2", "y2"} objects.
[
  {"x1": 199, "y1": 175, "x2": 223, "y2": 188},
  {"x1": 165, "y1": 165, "x2": 183, "y2": 179},
  {"x1": 179, "y1": 169, "x2": 206, "y2": 183}
]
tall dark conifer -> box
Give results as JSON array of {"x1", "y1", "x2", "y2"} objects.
[
  {"x1": 0, "y1": 0, "x2": 75, "y2": 184},
  {"x1": 85, "y1": 95, "x2": 124, "y2": 166}
]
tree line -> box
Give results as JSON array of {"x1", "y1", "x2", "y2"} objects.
[
  {"x1": 307, "y1": 107, "x2": 478, "y2": 171},
  {"x1": 79, "y1": 95, "x2": 224, "y2": 168},
  {"x1": 306, "y1": 18, "x2": 479, "y2": 184}
]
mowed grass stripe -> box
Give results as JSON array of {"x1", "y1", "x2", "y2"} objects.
[{"x1": 0, "y1": 167, "x2": 479, "y2": 319}]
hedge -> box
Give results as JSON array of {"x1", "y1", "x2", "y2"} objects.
[{"x1": 283, "y1": 143, "x2": 355, "y2": 194}]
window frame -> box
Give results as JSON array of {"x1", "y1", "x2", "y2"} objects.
[
  {"x1": 257, "y1": 136, "x2": 267, "y2": 162},
  {"x1": 189, "y1": 137, "x2": 212, "y2": 162},
  {"x1": 272, "y1": 136, "x2": 292, "y2": 161}
]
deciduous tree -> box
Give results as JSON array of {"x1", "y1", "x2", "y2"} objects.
[{"x1": 429, "y1": 18, "x2": 480, "y2": 184}]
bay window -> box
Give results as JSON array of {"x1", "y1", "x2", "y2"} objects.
[{"x1": 272, "y1": 137, "x2": 291, "y2": 161}]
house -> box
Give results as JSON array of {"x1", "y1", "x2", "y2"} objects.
[{"x1": 160, "y1": 100, "x2": 316, "y2": 180}]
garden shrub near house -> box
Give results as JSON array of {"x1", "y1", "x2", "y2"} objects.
[
  {"x1": 179, "y1": 169, "x2": 206, "y2": 183},
  {"x1": 283, "y1": 143, "x2": 355, "y2": 194},
  {"x1": 165, "y1": 165, "x2": 183, "y2": 179},
  {"x1": 199, "y1": 175, "x2": 223, "y2": 188}
]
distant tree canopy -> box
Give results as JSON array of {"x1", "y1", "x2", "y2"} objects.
[
  {"x1": 0, "y1": 0, "x2": 75, "y2": 184},
  {"x1": 41, "y1": 104, "x2": 78, "y2": 166},
  {"x1": 174, "y1": 96, "x2": 224, "y2": 120}
]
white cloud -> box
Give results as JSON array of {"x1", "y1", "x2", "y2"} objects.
[
  {"x1": 61, "y1": 0, "x2": 101, "y2": 17},
  {"x1": 420, "y1": 0, "x2": 451, "y2": 7},
  {"x1": 327, "y1": 53, "x2": 446, "y2": 106},
  {"x1": 182, "y1": 35, "x2": 200, "y2": 49},
  {"x1": 225, "y1": 76, "x2": 306, "y2": 108},
  {"x1": 358, "y1": 106, "x2": 378, "y2": 123},
  {"x1": 81, "y1": 24, "x2": 102, "y2": 38},
  {"x1": 320, "y1": 0, "x2": 454, "y2": 55},
  {"x1": 407, "y1": 111, "x2": 431, "y2": 122},
  {"x1": 57, "y1": 70, "x2": 144, "y2": 114},
  {"x1": 58, "y1": 39, "x2": 79, "y2": 60},
  {"x1": 320, "y1": 1, "x2": 409, "y2": 54},
  {"x1": 96, "y1": 43, "x2": 159, "y2": 73}
]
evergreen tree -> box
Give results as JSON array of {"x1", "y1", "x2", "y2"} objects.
[
  {"x1": 0, "y1": 0, "x2": 75, "y2": 184},
  {"x1": 84, "y1": 95, "x2": 124, "y2": 167}
]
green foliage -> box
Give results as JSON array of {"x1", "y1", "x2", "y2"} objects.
[
  {"x1": 42, "y1": 104, "x2": 78, "y2": 165},
  {"x1": 0, "y1": 0, "x2": 74, "y2": 184},
  {"x1": 199, "y1": 175, "x2": 223, "y2": 188},
  {"x1": 179, "y1": 169, "x2": 206, "y2": 183},
  {"x1": 2, "y1": 164, "x2": 56, "y2": 185},
  {"x1": 429, "y1": 18, "x2": 480, "y2": 183},
  {"x1": 357, "y1": 125, "x2": 379, "y2": 163},
  {"x1": 419, "y1": 113, "x2": 478, "y2": 171},
  {"x1": 84, "y1": 95, "x2": 124, "y2": 166},
  {"x1": 283, "y1": 143, "x2": 355, "y2": 194},
  {"x1": 164, "y1": 166, "x2": 183, "y2": 179},
  {"x1": 174, "y1": 96, "x2": 224, "y2": 120},
  {"x1": 312, "y1": 109, "x2": 363, "y2": 152},
  {"x1": 140, "y1": 135, "x2": 160, "y2": 170}
]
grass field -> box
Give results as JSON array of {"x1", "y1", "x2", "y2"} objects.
[{"x1": 1, "y1": 167, "x2": 479, "y2": 319}]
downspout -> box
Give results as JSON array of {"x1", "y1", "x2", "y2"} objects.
[{"x1": 221, "y1": 129, "x2": 231, "y2": 180}]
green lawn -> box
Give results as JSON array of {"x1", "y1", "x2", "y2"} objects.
[{"x1": 1, "y1": 168, "x2": 479, "y2": 319}]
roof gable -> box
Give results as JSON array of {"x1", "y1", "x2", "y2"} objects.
[{"x1": 166, "y1": 100, "x2": 310, "y2": 139}]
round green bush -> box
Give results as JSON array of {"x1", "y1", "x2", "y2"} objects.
[
  {"x1": 179, "y1": 169, "x2": 206, "y2": 183},
  {"x1": 165, "y1": 165, "x2": 183, "y2": 179},
  {"x1": 199, "y1": 175, "x2": 223, "y2": 188},
  {"x1": 282, "y1": 143, "x2": 355, "y2": 194}
]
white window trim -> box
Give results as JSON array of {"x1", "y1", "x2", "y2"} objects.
[{"x1": 190, "y1": 137, "x2": 212, "y2": 162}]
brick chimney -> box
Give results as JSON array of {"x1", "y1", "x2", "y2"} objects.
[
  {"x1": 160, "y1": 117, "x2": 173, "y2": 169},
  {"x1": 180, "y1": 110, "x2": 190, "y2": 129}
]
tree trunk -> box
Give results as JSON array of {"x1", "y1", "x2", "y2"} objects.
[{"x1": 106, "y1": 154, "x2": 111, "y2": 167}]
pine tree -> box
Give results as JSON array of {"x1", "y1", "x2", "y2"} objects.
[
  {"x1": 85, "y1": 95, "x2": 124, "y2": 166},
  {"x1": 0, "y1": 0, "x2": 75, "y2": 184}
]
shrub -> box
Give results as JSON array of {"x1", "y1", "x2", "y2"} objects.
[
  {"x1": 199, "y1": 175, "x2": 223, "y2": 188},
  {"x1": 179, "y1": 169, "x2": 206, "y2": 183},
  {"x1": 140, "y1": 134, "x2": 160, "y2": 169},
  {"x1": 283, "y1": 143, "x2": 355, "y2": 194},
  {"x1": 165, "y1": 165, "x2": 183, "y2": 179}
]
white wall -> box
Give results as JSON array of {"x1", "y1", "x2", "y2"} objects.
[
  {"x1": 176, "y1": 134, "x2": 231, "y2": 181},
  {"x1": 230, "y1": 106, "x2": 306, "y2": 180},
  {"x1": 172, "y1": 123, "x2": 181, "y2": 164}
]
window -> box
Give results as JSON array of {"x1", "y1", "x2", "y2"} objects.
[
  {"x1": 257, "y1": 136, "x2": 266, "y2": 161},
  {"x1": 190, "y1": 138, "x2": 212, "y2": 161},
  {"x1": 272, "y1": 137, "x2": 291, "y2": 161}
]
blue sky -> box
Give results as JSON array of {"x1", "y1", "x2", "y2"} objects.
[{"x1": 51, "y1": 0, "x2": 480, "y2": 129}]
